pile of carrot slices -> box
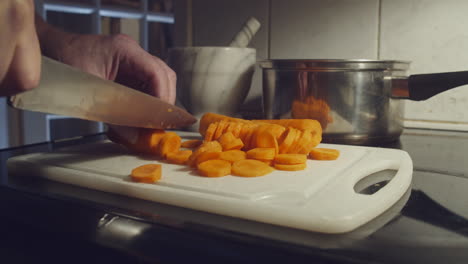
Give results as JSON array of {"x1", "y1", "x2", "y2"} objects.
[{"x1": 108, "y1": 113, "x2": 340, "y2": 183}]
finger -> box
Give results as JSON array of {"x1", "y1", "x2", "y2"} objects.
[
  {"x1": 0, "y1": 27, "x2": 17, "y2": 96},
  {"x1": 0, "y1": 0, "x2": 40, "y2": 96},
  {"x1": 164, "y1": 62, "x2": 177, "y2": 104},
  {"x1": 1, "y1": 1, "x2": 41, "y2": 95},
  {"x1": 112, "y1": 35, "x2": 175, "y2": 104},
  {"x1": 149, "y1": 56, "x2": 171, "y2": 100},
  {"x1": 151, "y1": 56, "x2": 176, "y2": 104},
  {"x1": 5, "y1": 22, "x2": 41, "y2": 93}
]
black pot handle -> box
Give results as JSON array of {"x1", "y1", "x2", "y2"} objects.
[{"x1": 408, "y1": 71, "x2": 468, "y2": 101}]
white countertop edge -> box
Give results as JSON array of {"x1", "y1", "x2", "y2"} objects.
[{"x1": 403, "y1": 120, "x2": 468, "y2": 132}]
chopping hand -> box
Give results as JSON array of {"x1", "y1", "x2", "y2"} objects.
[{"x1": 1, "y1": 1, "x2": 176, "y2": 107}]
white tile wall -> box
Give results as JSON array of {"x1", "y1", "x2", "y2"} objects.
[
  {"x1": 179, "y1": 0, "x2": 468, "y2": 130},
  {"x1": 270, "y1": 0, "x2": 379, "y2": 59},
  {"x1": 381, "y1": 0, "x2": 468, "y2": 130}
]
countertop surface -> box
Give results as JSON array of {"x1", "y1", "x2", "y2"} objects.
[{"x1": 1, "y1": 129, "x2": 468, "y2": 264}]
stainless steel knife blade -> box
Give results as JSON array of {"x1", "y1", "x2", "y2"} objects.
[{"x1": 9, "y1": 56, "x2": 196, "y2": 129}]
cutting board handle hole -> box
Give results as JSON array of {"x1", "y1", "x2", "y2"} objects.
[{"x1": 353, "y1": 169, "x2": 397, "y2": 195}]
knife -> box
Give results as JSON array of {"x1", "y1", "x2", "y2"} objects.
[{"x1": 9, "y1": 56, "x2": 196, "y2": 129}]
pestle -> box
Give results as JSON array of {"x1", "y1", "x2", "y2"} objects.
[{"x1": 229, "y1": 17, "x2": 261, "y2": 47}]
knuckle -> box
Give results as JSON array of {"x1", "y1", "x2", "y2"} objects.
[
  {"x1": 111, "y1": 34, "x2": 137, "y2": 46},
  {"x1": 168, "y1": 68, "x2": 177, "y2": 81},
  {"x1": 17, "y1": 71, "x2": 40, "y2": 91}
]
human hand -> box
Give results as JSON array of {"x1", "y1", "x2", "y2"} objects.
[
  {"x1": 40, "y1": 30, "x2": 176, "y2": 104},
  {"x1": 0, "y1": 0, "x2": 41, "y2": 96}
]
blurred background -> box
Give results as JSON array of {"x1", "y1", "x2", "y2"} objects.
[{"x1": 1, "y1": 0, "x2": 468, "y2": 148}]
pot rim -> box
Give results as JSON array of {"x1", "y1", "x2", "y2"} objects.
[{"x1": 259, "y1": 59, "x2": 410, "y2": 71}]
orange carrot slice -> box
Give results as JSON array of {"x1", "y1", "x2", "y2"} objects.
[
  {"x1": 238, "y1": 123, "x2": 253, "y2": 144},
  {"x1": 130, "y1": 164, "x2": 162, "y2": 183},
  {"x1": 181, "y1": 139, "x2": 203, "y2": 149},
  {"x1": 213, "y1": 119, "x2": 229, "y2": 140},
  {"x1": 295, "y1": 130, "x2": 314, "y2": 154},
  {"x1": 147, "y1": 130, "x2": 167, "y2": 154},
  {"x1": 222, "y1": 138, "x2": 244, "y2": 151},
  {"x1": 232, "y1": 159, "x2": 274, "y2": 177},
  {"x1": 230, "y1": 122, "x2": 243, "y2": 138},
  {"x1": 246, "y1": 148, "x2": 276, "y2": 160},
  {"x1": 166, "y1": 150, "x2": 193, "y2": 165},
  {"x1": 309, "y1": 148, "x2": 340, "y2": 160},
  {"x1": 197, "y1": 159, "x2": 231, "y2": 177},
  {"x1": 278, "y1": 127, "x2": 297, "y2": 154},
  {"x1": 219, "y1": 150, "x2": 247, "y2": 164},
  {"x1": 255, "y1": 129, "x2": 279, "y2": 154},
  {"x1": 256, "y1": 159, "x2": 274, "y2": 166},
  {"x1": 187, "y1": 141, "x2": 222, "y2": 167},
  {"x1": 218, "y1": 131, "x2": 237, "y2": 149},
  {"x1": 274, "y1": 154, "x2": 307, "y2": 164},
  {"x1": 243, "y1": 125, "x2": 257, "y2": 150},
  {"x1": 196, "y1": 151, "x2": 222, "y2": 165},
  {"x1": 274, "y1": 163, "x2": 306, "y2": 171},
  {"x1": 204, "y1": 122, "x2": 218, "y2": 141},
  {"x1": 157, "y1": 132, "x2": 181, "y2": 158}
]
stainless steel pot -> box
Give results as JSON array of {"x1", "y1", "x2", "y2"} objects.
[{"x1": 260, "y1": 59, "x2": 468, "y2": 145}]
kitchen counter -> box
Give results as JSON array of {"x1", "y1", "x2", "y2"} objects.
[{"x1": 1, "y1": 128, "x2": 468, "y2": 264}]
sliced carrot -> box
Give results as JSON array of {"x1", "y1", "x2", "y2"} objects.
[
  {"x1": 243, "y1": 125, "x2": 257, "y2": 150},
  {"x1": 254, "y1": 123, "x2": 286, "y2": 139},
  {"x1": 146, "y1": 130, "x2": 166, "y2": 154},
  {"x1": 197, "y1": 159, "x2": 231, "y2": 177},
  {"x1": 287, "y1": 129, "x2": 302, "y2": 154},
  {"x1": 213, "y1": 119, "x2": 229, "y2": 140},
  {"x1": 156, "y1": 132, "x2": 181, "y2": 158},
  {"x1": 278, "y1": 127, "x2": 297, "y2": 154},
  {"x1": 257, "y1": 159, "x2": 274, "y2": 166},
  {"x1": 222, "y1": 138, "x2": 244, "y2": 151},
  {"x1": 108, "y1": 127, "x2": 166, "y2": 155},
  {"x1": 130, "y1": 164, "x2": 162, "y2": 183},
  {"x1": 288, "y1": 128, "x2": 303, "y2": 153},
  {"x1": 309, "y1": 148, "x2": 340, "y2": 160},
  {"x1": 219, "y1": 150, "x2": 247, "y2": 164},
  {"x1": 166, "y1": 150, "x2": 193, "y2": 165},
  {"x1": 218, "y1": 131, "x2": 237, "y2": 150},
  {"x1": 274, "y1": 163, "x2": 306, "y2": 171},
  {"x1": 230, "y1": 122, "x2": 243, "y2": 138},
  {"x1": 187, "y1": 141, "x2": 223, "y2": 167},
  {"x1": 310, "y1": 130, "x2": 322, "y2": 148},
  {"x1": 199, "y1": 113, "x2": 322, "y2": 136},
  {"x1": 223, "y1": 122, "x2": 236, "y2": 136},
  {"x1": 181, "y1": 139, "x2": 203, "y2": 149},
  {"x1": 295, "y1": 129, "x2": 314, "y2": 154},
  {"x1": 232, "y1": 159, "x2": 274, "y2": 177},
  {"x1": 249, "y1": 124, "x2": 267, "y2": 149},
  {"x1": 274, "y1": 154, "x2": 307, "y2": 164},
  {"x1": 253, "y1": 119, "x2": 322, "y2": 134},
  {"x1": 238, "y1": 123, "x2": 253, "y2": 144},
  {"x1": 196, "y1": 151, "x2": 222, "y2": 165},
  {"x1": 204, "y1": 122, "x2": 218, "y2": 141},
  {"x1": 254, "y1": 129, "x2": 279, "y2": 154},
  {"x1": 246, "y1": 148, "x2": 276, "y2": 161},
  {"x1": 199, "y1": 113, "x2": 246, "y2": 136}
]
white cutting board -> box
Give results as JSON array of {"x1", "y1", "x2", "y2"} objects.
[{"x1": 7, "y1": 131, "x2": 412, "y2": 234}]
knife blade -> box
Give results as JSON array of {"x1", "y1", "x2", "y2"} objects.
[{"x1": 9, "y1": 56, "x2": 197, "y2": 129}]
